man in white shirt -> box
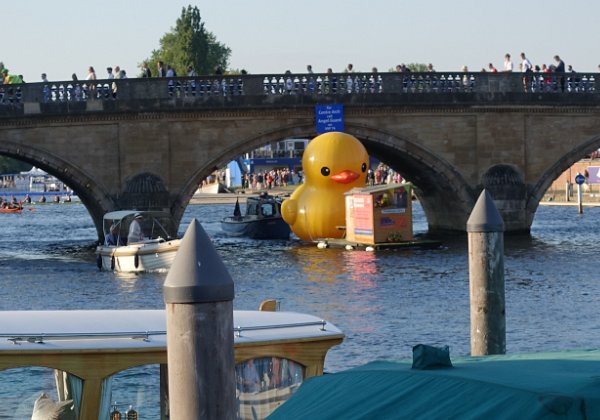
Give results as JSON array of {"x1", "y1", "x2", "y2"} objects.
[
  {"x1": 521, "y1": 52, "x2": 533, "y2": 91},
  {"x1": 520, "y1": 52, "x2": 533, "y2": 72},
  {"x1": 127, "y1": 213, "x2": 145, "y2": 244}
]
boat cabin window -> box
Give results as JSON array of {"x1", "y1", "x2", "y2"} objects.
[
  {"x1": 0, "y1": 367, "x2": 82, "y2": 419},
  {"x1": 0, "y1": 358, "x2": 305, "y2": 419},
  {"x1": 247, "y1": 202, "x2": 259, "y2": 216},
  {"x1": 260, "y1": 203, "x2": 275, "y2": 217},
  {"x1": 106, "y1": 364, "x2": 161, "y2": 419},
  {"x1": 235, "y1": 356, "x2": 305, "y2": 420}
]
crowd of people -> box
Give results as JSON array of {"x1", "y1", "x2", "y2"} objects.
[
  {"x1": 203, "y1": 162, "x2": 403, "y2": 193},
  {"x1": 367, "y1": 163, "x2": 403, "y2": 186},
  {"x1": 0, "y1": 60, "x2": 204, "y2": 85},
  {"x1": 241, "y1": 168, "x2": 300, "y2": 191},
  {"x1": 308, "y1": 53, "x2": 593, "y2": 76},
  {"x1": 2, "y1": 54, "x2": 599, "y2": 86}
]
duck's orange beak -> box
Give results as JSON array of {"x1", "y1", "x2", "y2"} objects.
[{"x1": 331, "y1": 170, "x2": 360, "y2": 184}]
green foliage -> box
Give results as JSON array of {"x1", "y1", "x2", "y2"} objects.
[
  {"x1": 144, "y1": 6, "x2": 231, "y2": 76},
  {"x1": 387, "y1": 63, "x2": 429, "y2": 72},
  {"x1": 407, "y1": 63, "x2": 428, "y2": 72},
  {"x1": 0, "y1": 157, "x2": 30, "y2": 174}
]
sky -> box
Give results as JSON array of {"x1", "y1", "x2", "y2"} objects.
[{"x1": 3, "y1": 0, "x2": 599, "y2": 82}]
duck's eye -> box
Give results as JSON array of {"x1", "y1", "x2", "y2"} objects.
[
  {"x1": 321, "y1": 167, "x2": 330, "y2": 176},
  {"x1": 361, "y1": 163, "x2": 367, "y2": 173}
]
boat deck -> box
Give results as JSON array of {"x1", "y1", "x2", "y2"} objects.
[{"x1": 316, "y1": 238, "x2": 443, "y2": 251}]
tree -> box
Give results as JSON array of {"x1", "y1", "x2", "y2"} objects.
[
  {"x1": 407, "y1": 63, "x2": 428, "y2": 72},
  {"x1": 145, "y1": 6, "x2": 231, "y2": 76}
]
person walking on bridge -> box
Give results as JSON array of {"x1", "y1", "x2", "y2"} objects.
[
  {"x1": 520, "y1": 52, "x2": 533, "y2": 91},
  {"x1": 554, "y1": 55, "x2": 565, "y2": 91},
  {"x1": 503, "y1": 54, "x2": 513, "y2": 72}
]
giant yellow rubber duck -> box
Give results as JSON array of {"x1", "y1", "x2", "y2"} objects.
[{"x1": 282, "y1": 132, "x2": 369, "y2": 240}]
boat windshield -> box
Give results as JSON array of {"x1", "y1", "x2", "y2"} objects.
[
  {"x1": 261, "y1": 203, "x2": 276, "y2": 217},
  {"x1": 102, "y1": 212, "x2": 175, "y2": 241}
]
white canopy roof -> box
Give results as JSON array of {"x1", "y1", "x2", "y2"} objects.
[
  {"x1": 0, "y1": 309, "x2": 343, "y2": 351},
  {"x1": 19, "y1": 166, "x2": 48, "y2": 176}
]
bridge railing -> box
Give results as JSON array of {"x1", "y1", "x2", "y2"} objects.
[{"x1": 0, "y1": 72, "x2": 597, "y2": 108}]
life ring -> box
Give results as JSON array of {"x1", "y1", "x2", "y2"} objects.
[
  {"x1": 111, "y1": 256, "x2": 115, "y2": 270},
  {"x1": 134, "y1": 254, "x2": 139, "y2": 269},
  {"x1": 96, "y1": 255, "x2": 102, "y2": 270}
]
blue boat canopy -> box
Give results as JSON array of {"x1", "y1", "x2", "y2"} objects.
[{"x1": 268, "y1": 349, "x2": 600, "y2": 419}]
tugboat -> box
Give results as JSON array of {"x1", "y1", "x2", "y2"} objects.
[{"x1": 221, "y1": 192, "x2": 291, "y2": 239}]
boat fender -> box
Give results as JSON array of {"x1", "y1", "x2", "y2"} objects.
[
  {"x1": 96, "y1": 255, "x2": 102, "y2": 270},
  {"x1": 134, "y1": 254, "x2": 139, "y2": 269},
  {"x1": 111, "y1": 256, "x2": 115, "y2": 270},
  {"x1": 345, "y1": 244, "x2": 354, "y2": 251},
  {"x1": 317, "y1": 241, "x2": 328, "y2": 249},
  {"x1": 365, "y1": 246, "x2": 375, "y2": 252}
]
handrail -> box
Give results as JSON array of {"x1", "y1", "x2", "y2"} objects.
[
  {"x1": 234, "y1": 320, "x2": 327, "y2": 337},
  {"x1": 0, "y1": 72, "x2": 598, "y2": 110},
  {"x1": 1, "y1": 319, "x2": 330, "y2": 343},
  {"x1": 1, "y1": 330, "x2": 164, "y2": 344}
]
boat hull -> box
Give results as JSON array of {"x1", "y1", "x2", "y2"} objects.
[
  {"x1": 0, "y1": 208, "x2": 22, "y2": 213},
  {"x1": 221, "y1": 217, "x2": 290, "y2": 240},
  {"x1": 96, "y1": 239, "x2": 181, "y2": 272}
]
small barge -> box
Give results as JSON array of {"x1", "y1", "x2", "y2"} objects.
[{"x1": 316, "y1": 183, "x2": 442, "y2": 251}]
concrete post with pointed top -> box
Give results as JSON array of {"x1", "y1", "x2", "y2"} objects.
[
  {"x1": 163, "y1": 219, "x2": 235, "y2": 419},
  {"x1": 467, "y1": 189, "x2": 506, "y2": 356}
]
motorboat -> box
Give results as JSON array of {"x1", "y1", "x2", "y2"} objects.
[
  {"x1": 0, "y1": 303, "x2": 344, "y2": 419},
  {"x1": 221, "y1": 193, "x2": 291, "y2": 239},
  {"x1": 95, "y1": 210, "x2": 181, "y2": 272}
]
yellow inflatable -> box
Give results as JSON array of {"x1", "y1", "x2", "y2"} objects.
[{"x1": 282, "y1": 132, "x2": 369, "y2": 240}]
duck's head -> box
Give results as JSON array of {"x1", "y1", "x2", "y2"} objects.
[{"x1": 302, "y1": 132, "x2": 369, "y2": 189}]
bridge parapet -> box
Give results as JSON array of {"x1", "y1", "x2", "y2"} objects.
[{"x1": 0, "y1": 72, "x2": 598, "y2": 117}]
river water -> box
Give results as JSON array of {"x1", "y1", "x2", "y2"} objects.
[{"x1": 1, "y1": 201, "x2": 599, "y2": 418}]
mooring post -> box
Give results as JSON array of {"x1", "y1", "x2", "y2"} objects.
[
  {"x1": 466, "y1": 190, "x2": 506, "y2": 356},
  {"x1": 574, "y1": 172, "x2": 586, "y2": 214},
  {"x1": 163, "y1": 219, "x2": 236, "y2": 419}
]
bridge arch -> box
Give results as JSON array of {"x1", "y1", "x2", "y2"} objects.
[
  {"x1": 173, "y1": 123, "x2": 477, "y2": 234},
  {"x1": 346, "y1": 125, "x2": 477, "y2": 233},
  {"x1": 172, "y1": 123, "x2": 317, "y2": 226},
  {"x1": 528, "y1": 134, "x2": 600, "y2": 218},
  {"x1": 0, "y1": 140, "x2": 113, "y2": 239}
]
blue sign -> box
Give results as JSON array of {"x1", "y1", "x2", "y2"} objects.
[
  {"x1": 575, "y1": 173, "x2": 586, "y2": 185},
  {"x1": 315, "y1": 104, "x2": 344, "y2": 133}
]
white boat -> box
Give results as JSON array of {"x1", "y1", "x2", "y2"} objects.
[
  {"x1": 95, "y1": 210, "x2": 181, "y2": 272},
  {"x1": 0, "y1": 304, "x2": 344, "y2": 419}
]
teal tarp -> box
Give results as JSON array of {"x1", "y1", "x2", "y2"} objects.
[{"x1": 268, "y1": 350, "x2": 600, "y2": 419}]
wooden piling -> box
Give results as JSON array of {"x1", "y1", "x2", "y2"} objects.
[
  {"x1": 466, "y1": 190, "x2": 506, "y2": 356},
  {"x1": 163, "y1": 219, "x2": 236, "y2": 419}
]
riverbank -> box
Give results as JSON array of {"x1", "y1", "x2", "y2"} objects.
[
  {"x1": 541, "y1": 193, "x2": 600, "y2": 206},
  {"x1": 540, "y1": 201, "x2": 600, "y2": 207}
]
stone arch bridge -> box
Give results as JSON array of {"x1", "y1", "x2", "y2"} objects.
[{"x1": 1, "y1": 71, "x2": 599, "y2": 240}]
